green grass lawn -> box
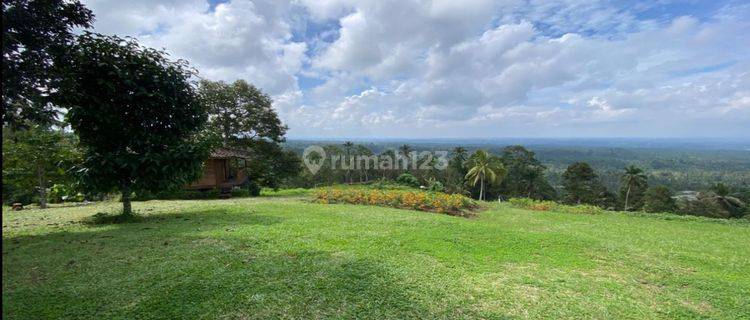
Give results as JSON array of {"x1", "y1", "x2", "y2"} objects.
[{"x1": 3, "y1": 196, "x2": 749, "y2": 319}]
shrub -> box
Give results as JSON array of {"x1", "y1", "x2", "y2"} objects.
[
  {"x1": 643, "y1": 185, "x2": 676, "y2": 213},
  {"x1": 231, "y1": 188, "x2": 251, "y2": 197},
  {"x1": 136, "y1": 188, "x2": 220, "y2": 200},
  {"x1": 246, "y1": 181, "x2": 261, "y2": 196},
  {"x1": 508, "y1": 198, "x2": 605, "y2": 215},
  {"x1": 48, "y1": 183, "x2": 85, "y2": 203},
  {"x1": 427, "y1": 179, "x2": 445, "y2": 192},
  {"x1": 396, "y1": 173, "x2": 420, "y2": 188},
  {"x1": 314, "y1": 188, "x2": 477, "y2": 217},
  {"x1": 677, "y1": 193, "x2": 746, "y2": 219}
]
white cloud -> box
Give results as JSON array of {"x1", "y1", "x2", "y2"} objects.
[
  {"x1": 83, "y1": 0, "x2": 305, "y2": 96},
  {"x1": 82, "y1": 0, "x2": 750, "y2": 138}
]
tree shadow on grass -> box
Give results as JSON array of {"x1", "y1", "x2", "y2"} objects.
[
  {"x1": 81, "y1": 208, "x2": 284, "y2": 227},
  {"x1": 3, "y1": 243, "x2": 448, "y2": 319},
  {"x1": 3, "y1": 207, "x2": 486, "y2": 319}
]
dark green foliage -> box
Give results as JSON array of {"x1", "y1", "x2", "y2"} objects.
[
  {"x1": 47, "y1": 183, "x2": 85, "y2": 203},
  {"x1": 135, "y1": 185, "x2": 263, "y2": 201},
  {"x1": 712, "y1": 194, "x2": 746, "y2": 218},
  {"x1": 535, "y1": 147, "x2": 750, "y2": 193},
  {"x1": 677, "y1": 193, "x2": 730, "y2": 219},
  {"x1": 198, "y1": 79, "x2": 287, "y2": 145},
  {"x1": 2, "y1": 0, "x2": 93, "y2": 127},
  {"x1": 2, "y1": 125, "x2": 80, "y2": 206},
  {"x1": 396, "y1": 173, "x2": 420, "y2": 188},
  {"x1": 135, "y1": 188, "x2": 218, "y2": 200},
  {"x1": 448, "y1": 147, "x2": 468, "y2": 176},
  {"x1": 445, "y1": 147, "x2": 468, "y2": 191},
  {"x1": 243, "y1": 140, "x2": 301, "y2": 190},
  {"x1": 55, "y1": 33, "x2": 211, "y2": 215},
  {"x1": 427, "y1": 179, "x2": 444, "y2": 192},
  {"x1": 197, "y1": 79, "x2": 297, "y2": 189},
  {"x1": 283, "y1": 141, "x2": 750, "y2": 193},
  {"x1": 643, "y1": 185, "x2": 676, "y2": 213},
  {"x1": 562, "y1": 162, "x2": 610, "y2": 206},
  {"x1": 245, "y1": 180, "x2": 261, "y2": 196},
  {"x1": 711, "y1": 183, "x2": 731, "y2": 197},
  {"x1": 676, "y1": 191, "x2": 746, "y2": 219},
  {"x1": 398, "y1": 144, "x2": 414, "y2": 173},
  {"x1": 495, "y1": 145, "x2": 556, "y2": 200},
  {"x1": 595, "y1": 189, "x2": 619, "y2": 210}
]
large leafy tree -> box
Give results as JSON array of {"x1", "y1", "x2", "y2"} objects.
[
  {"x1": 197, "y1": 79, "x2": 295, "y2": 189},
  {"x1": 55, "y1": 33, "x2": 211, "y2": 216},
  {"x1": 244, "y1": 139, "x2": 301, "y2": 190},
  {"x1": 643, "y1": 185, "x2": 676, "y2": 213},
  {"x1": 2, "y1": 125, "x2": 80, "y2": 207},
  {"x1": 562, "y1": 162, "x2": 608, "y2": 205},
  {"x1": 2, "y1": 0, "x2": 93, "y2": 128},
  {"x1": 620, "y1": 165, "x2": 648, "y2": 210},
  {"x1": 198, "y1": 79, "x2": 286, "y2": 145},
  {"x1": 497, "y1": 145, "x2": 556, "y2": 200},
  {"x1": 465, "y1": 150, "x2": 507, "y2": 201}
]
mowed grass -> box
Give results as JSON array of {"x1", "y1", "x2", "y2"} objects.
[{"x1": 3, "y1": 197, "x2": 749, "y2": 319}]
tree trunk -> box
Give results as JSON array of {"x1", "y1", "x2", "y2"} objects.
[
  {"x1": 222, "y1": 122, "x2": 231, "y2": 147},
  {"x1": 479, "y1": 175, "x2": 485, "y2": 201},
  {"x1": 624, "y1": 185, "x2": 631, "y2": 211},
  {"x1": 121, "y1": 184, "x2": 132, "y2": 216},
  {"x1": 37, "y1": 165, "x2": 47, "y2": 209}
]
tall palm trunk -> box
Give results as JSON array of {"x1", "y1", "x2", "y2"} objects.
[
  {"x1": 479, "y1": 175, "x2": 485, "y2": 201},
  {"x1": 624, "y1": 184, "x2": 631, "y2": 211}
]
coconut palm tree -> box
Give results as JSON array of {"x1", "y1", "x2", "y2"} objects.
[
  {"x1": 621, "y1": 165, "x2": 647, "y2": 210},
  {"x1": 465, "y1": 150, "x2": 507, "y2": 201}
]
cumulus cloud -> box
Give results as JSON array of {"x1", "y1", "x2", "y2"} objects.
[
  {"x1": 82, "y1": 0, "x2": 750, "y2": 138},
  {"x1": 82, "y1": 0, "x2": 305, "y2": 95}
]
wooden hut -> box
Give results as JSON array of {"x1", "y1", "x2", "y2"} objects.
[{"x1": 186, "y1": 147, "x2": 252, "y2": 191}]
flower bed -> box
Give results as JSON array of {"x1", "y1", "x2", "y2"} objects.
[{"x1": 314, "y1": 188, "x2": 478, "y2": 217}]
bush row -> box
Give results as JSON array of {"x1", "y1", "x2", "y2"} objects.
[
  {"x1": 507, "y1": 198, "x2": 606, "y2": 215},
  {"x1": 314, "y1": 188, "x2": 477, "y2": 217},
  {"x1": 135, "y1": 186, "x2": 260, "y2": 200}
]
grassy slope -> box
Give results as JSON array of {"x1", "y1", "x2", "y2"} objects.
[{"x1": 3, "y1": 197, "x2": 749, "y2": 319}]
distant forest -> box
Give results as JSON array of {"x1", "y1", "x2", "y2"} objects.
[{"x1": 284, "y1": 139, "x2": 750, "y2": 193}]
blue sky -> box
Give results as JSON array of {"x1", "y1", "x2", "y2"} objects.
[{"x1": 83, "y1": 0, "x2": 749, "y2": 138}]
